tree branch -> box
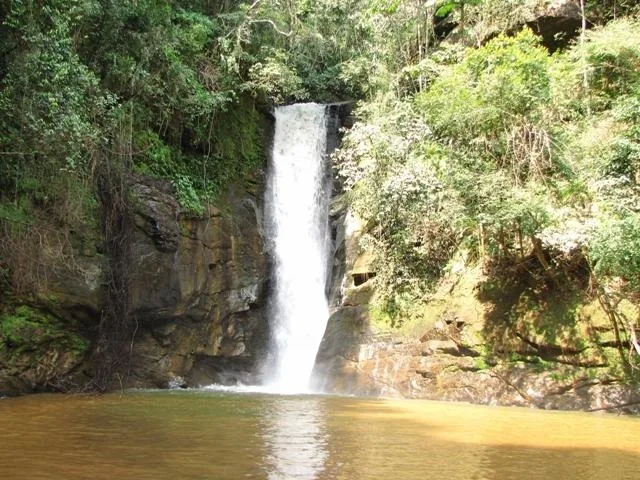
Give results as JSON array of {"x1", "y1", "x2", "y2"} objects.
[{"x1": 249, "y1": 19, "x2": 292, "y2": 37}]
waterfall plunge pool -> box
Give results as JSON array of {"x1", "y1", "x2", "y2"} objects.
[{"x1": 2, "y1": 390, "x2": 640, "y2": 480}]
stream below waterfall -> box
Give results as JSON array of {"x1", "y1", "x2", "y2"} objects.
[{"x1": 2, "y1": 391, "x2": 640, "y2": 480}]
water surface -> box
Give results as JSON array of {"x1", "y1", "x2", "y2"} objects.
[{"x1": 1, "y1": 391, "x2": 639, "y2": 479}]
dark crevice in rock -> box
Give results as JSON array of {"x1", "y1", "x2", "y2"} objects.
[
  {"x1": 436, "y1": 346, "x2": 482, "y2": 358},
  {"x1": 186, "y1": 354, "x2": 258, "y2": 387},
  {"x1": 353, "y1": 272, "x2": 376, "y2": 287},
  {"x1": 513, "y1": 331, "x2": 588, "y2": 356}
]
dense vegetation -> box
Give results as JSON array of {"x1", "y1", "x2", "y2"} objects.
[
  {"x1": 0, "y1": 0, "x2": 370, "y2": 387},
  {"x1": 1, "y1": 0, "x2": 640, "y2": 386},
  {"x1": 0, "y1": 0, "x2": 366, "y2": 217},
  {"x1": 332, "y1": 1, "x2": 640, "y2": 376}
]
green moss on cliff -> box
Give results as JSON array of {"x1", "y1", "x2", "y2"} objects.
[{"x1": 0, "y1": 306, "x2": 88, "y2": 360}]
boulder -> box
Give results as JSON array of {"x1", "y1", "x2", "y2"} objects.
[
  {"x1": 525, "y1": 0, "x2": 582, "y2": 51},
  {"x1": 439, "y1": 0, "x2": 583, "y2": 51}
]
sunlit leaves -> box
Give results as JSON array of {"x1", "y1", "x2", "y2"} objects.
[{"x1": 590, "y1": 215, "x2": 640, "y2": 289}]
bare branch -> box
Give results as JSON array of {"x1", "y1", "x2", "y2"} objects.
[
  {"x1": 247, "y1": 0, "x2": 262, "y2": 12},
  {"x1": 628, "y1": 318, "x2": 640, "y2": 357},
  {"x1": 249, "y1": 19, "x2": 293, "y2": 37}
]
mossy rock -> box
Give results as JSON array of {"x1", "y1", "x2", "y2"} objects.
[
  {"x1": 0, "y1": 305, "x2": 89, "y2": 393},
  {"x1": 0, "y1": 306, "x2": 88, "y2": 356}
]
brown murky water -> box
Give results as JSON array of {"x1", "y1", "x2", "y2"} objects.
[{"x1": 1, "y1": 390, "x2": 639, "y2": 479}]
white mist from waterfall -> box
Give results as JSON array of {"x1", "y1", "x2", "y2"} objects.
[{"x1": 265, "y1": 103, "x2": 331, "y2": 393}]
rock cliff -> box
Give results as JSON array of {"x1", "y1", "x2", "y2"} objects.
[
  {"x1": 126, "y1": 176, "x2": 269, "y2": 388},
  {"x1": 0, "y1": 174, "x2": 269, "y2": 395},
  {"x1": 314, "y1": 199, "x2": 640, "y2": 414}
]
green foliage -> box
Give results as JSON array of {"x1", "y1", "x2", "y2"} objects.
[
  {"x1": 590, "y1": 215, "x2": 640, "y2": 288},
  {"x1": 435, "y1": 0, "x2": 483, "y2": 18},
  {"x1": 83, "y1": 2, "x2": 239, "y2": 142},
  {"x1": 248, "y1": 49, "x2": 308, "y2": 103},
  {"x1": 586, "y1": 0, "x2": 640, "y2": 22},
  {"x1": 0, "y1": 202, "x2": 33, "y2": 226},
  {"x1": 573, "y1": 19, "x2": 640, "y2": 111},
  {"x1": 0, "y1": 1, "x2": 110, "y2": 193},
  {"x1": 408, "y1": 30, "x2": 559, "y2": 266},
  {"x1": 0, "y1": 306, "x2": 88, "y2": 356},
  {"x1": 0, "y1": 0, "x2": 271, "y2": 221},
  {"x1": 418, "y1": 29, "x2": 551, "y2": 147},
  {"x1": 172, "y1": 174, "x2": 205, "y2": 215},
  {"x1": 335, "y1": 101, "x2": 466, "y2": 320},
  {"x1": 480, "y1": 181, "x2": 553, "y2": 234},
  {"x1": 334, "y1": 6, "x2": 640, "y2": 346},
  {"x1": 131, "y1": 97, "x2": 262, "y2": 214},
  {"x1": 464, "y1": 29, "x2": 551, "y2": 113}
]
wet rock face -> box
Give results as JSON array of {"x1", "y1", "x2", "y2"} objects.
[
  {"x1": 313, "y1": 198, "x2": 380, "y2": 393},
  {"x1": 128, "y1": 179, "x2": 266, "y2": 324},
  {"x1": 0, "y1": 175, "x2": 269, "y2": 395},
  {"x1": 131, "y1": 179, "x2": 181, "y2": 253},
  {"x1": 125, "y1": 177, "x2": 269, "y2": 388}
]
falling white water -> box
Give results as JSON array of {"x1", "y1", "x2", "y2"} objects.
[{"x1": 265, "y1": 103, "x2": 331, "y2": 393}]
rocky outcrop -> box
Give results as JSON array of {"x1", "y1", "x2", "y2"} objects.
[
  {"x1": 526, "y1": 0, "x2": 582, "y2": 51},
  {"x1": 125, "y1": 176, "x2": 269, "y2": 388},
  {"x1": 438, "y1": 0, "x2": 582, "y2": 51},
  {"x1": 0, "y1": 306, "x2": 89, "y2": 394},
  {"x1": 524, "y1": 0, "x2": 582, "y2": 51},
  {"x1": 0, "y1": 174, "x2": 269, "y2": 395},
  {"x1": 315, "y1": 201, "x2": 640, "y2": 413},
  {"x1": 315, "y1": 313, "x2": 640, "y2": 413}
]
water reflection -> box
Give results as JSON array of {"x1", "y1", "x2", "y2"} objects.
[
  {"x1": 262, "y1": 396, "x2": 329, "y2": 479},
  {"x1": 2, "y1": 392, "x2": 640, "y2": 480}
]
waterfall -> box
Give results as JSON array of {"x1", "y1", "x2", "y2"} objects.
[{"x1": 265, "y1": 103, "x2": 332, "y2": 393}]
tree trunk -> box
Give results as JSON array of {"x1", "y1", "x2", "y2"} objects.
[
  {"x1": 531, "y1": 236, "x2": 557, "y2": 286},
  {"x1": 580, "y1": 0, "x2": 590, "y2": 115}
]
